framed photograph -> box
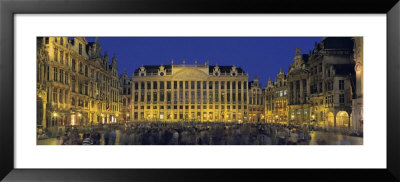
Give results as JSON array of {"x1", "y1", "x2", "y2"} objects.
[{"x1": 1, "y1": 0, "x2": 399, "y2": 181}]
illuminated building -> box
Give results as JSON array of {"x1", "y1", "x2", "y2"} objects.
[
  {"x1": 287, "y1": 37, "x2": 356, "y2": 128},
  {"x1": 287, "y1": 49, "x2": 310, "y2": 126},
  {"x1": 120, "y1": 70, "x2": 132, "y2": 122},
  {"x1": 352, "y1": 37, "x2": 363, "y2": 133},
  {"x1": 265, "y1": 70, "x2": 288, "y2": 124},
  {"x1": 36, "y1": 37, "x2": 122, "y2": 132},
  {"x1": 130, "y1": 61, "x2": 249, "y2": 122},
  {"x1": 248, "y1": 77, "x2": 265, "y2": 122}
]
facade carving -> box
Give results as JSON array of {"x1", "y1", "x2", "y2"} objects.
[
  {"x1": 265, "y1": 70, "x2": 288, "y2": 124},
  {"x1": 266, "y1": 37, "x2": 359, "y2": 129},
  {"x1": 36, "y1": 37, "x2": 122, "y2": 133},
  {"x1": 131, "y1": 63, "x2": 249, "y2": 122},
  {"x1": 248, "y1": 77, "x2": 265, "y2": 122}
]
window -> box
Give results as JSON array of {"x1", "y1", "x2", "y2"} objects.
[
  {"x1": 197, "y1": 90, "x2": 201, "y2": 102},
  {"x1": 174, "y1": 91, "x2": 177, "y2": 102},
  {"x1": 134, "y1": 82, "x2": 139, "y2": 90},
  {"x1": 339, "y1": 94, "x2": 345, "y2": 104},
  {"x1": 59, "y1": 69, "x2": 63, "y2": 83},
  {"x1": 209, "y1": 81, "x2": 213, "y2": 89},
  {"x1": 60, "y1": 38, "x2": 63, "y2": 45},
  {"x1": 53, "y1": 89, "x2": 57, "y2": 103},
  {"x1": 140, "y1": 92, "x2": 144, "y2": 102},
  {"x1": 60, "y1": 51, "x2": 64, "y2": 64},
  {"x1": 72, "y1": 59, "x2": 76, "y2": 72},
  {"x1": 79, "y1": 62, "x2": 82, "y2": 73},
  {"x1": 160, "y1": 82, "x2": 164, "y2": 89},
  {"x1": 167, "y1": 92, "x2": 171, "y2": 102},
  {"x1": 185, "y1": 81, "x2": 188, "y2": 89},
  {"x1": 79, "y1": 43, "x2": 83, "y2": 55},
  {"x1": 71, "y1": 76, "x2": 76, "y2": 92},
  {"x1": 191, "y1": 91, "x2": 195, "y2": 103},
  {"x1": 59, "y1": 90, "x2": 63, "y2": 104},
  {"x1": 191, "y1": 81, "x2": 195, "y2": 89},
  {"x1": 54, "y1": 48, "x2": 58, "y2": 62},
  {"x1": 85, "y1": 66, "x2": 88, "y2": 77},
  {"x1": 147, "y1": 92, "x2": 151, "y2": 102},
  {"x1": 78, "y1": 81, "x2": 82, "y2": 94},
  {"x1": 84, "y1": 81, "x2": 88, "y2": 95},
  {"x1": 153, "y1": 92, "x2": 157, "y2": 102},
  {"x1": 203, "y1": 81, "x2": 206, "y2": 89},
  {"x1": 174, "y1": 81, "x2": 177, "y2": 89},
  {"x1": 65, "y1": 73, "x2": 68, "y2": 84},
  {"x1": 53, "y1": 67, "x2": 58, "y2": 82},
  {"x1": 45, "y1": 37, "x2": 49, "y2": 44},
  {"x1": 153, "y1": 81, "x2": 157, "y2": 89},
  {"x1": 167, "y1": 81, "x2": 171, "y2": 89},
  {"x1": 147, "y1": 82, "x2": 151, "y2": 89},
  {"x1": 134, "y1": 92, "x2": 138, "y2": 102},
  {"x1": 91, "y1": 69, "x2": 94, "y2": 78},
  {"x1": 160, "y1": 91, "x2": 164, "y2": 102},
  {"x1": 339, "y1": 80, "x2": 344, "y2": 90}
]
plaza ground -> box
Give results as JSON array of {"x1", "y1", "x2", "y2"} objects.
[{"x1": 37, "y1": 130, "x2": 362, "y2": 145}]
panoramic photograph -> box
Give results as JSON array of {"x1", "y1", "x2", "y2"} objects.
[{"x1": 36, "y1": 37, "x2": 363, "y2": 145}]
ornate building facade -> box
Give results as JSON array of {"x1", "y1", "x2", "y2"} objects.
[
  {"x1": 264, "y1": 70, "x2": 288, "y2": 124},
  {"x1": 36, "y1": 37, "x2": 122, "y2": 132},
  {"x1": 130, "y1": 61, "x2": 249, "y2": 122},
  {"x1": 248, "y1": 77, "x2": 265, "y2": 122},
  {"x1": 286, "y1": 38, "x2": 356, "y2": 128},
  {"x1": 120, "y1": 70, "x2": 132, "y2": 122}
]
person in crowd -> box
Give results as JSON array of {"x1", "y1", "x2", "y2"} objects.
[
  {"x1": 110, "y1": 129, "x2": 117, "y2": 145},
  {"x1": 104, "y1": 129, "x2": 110, "y2": 145}
]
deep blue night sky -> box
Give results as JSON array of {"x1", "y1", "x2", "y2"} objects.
[{"x1": 86, "y1": 37, "x2": 323, "y2": 87}]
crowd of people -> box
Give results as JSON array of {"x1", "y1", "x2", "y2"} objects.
[
  {"x1": 39, "y1": 121, "x2": 362, "y2": 145},
  {"x1": 47, "y1": 122, "x2": 325, "y2": 145}
]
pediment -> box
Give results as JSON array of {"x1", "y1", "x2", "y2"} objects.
[{"x1": 172, "y1": 68, "x2": 209, "y2": 80}]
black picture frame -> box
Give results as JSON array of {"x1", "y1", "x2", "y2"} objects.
[{"x1": 1, "y1": 0, "x2": 399, "y2": 181}]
